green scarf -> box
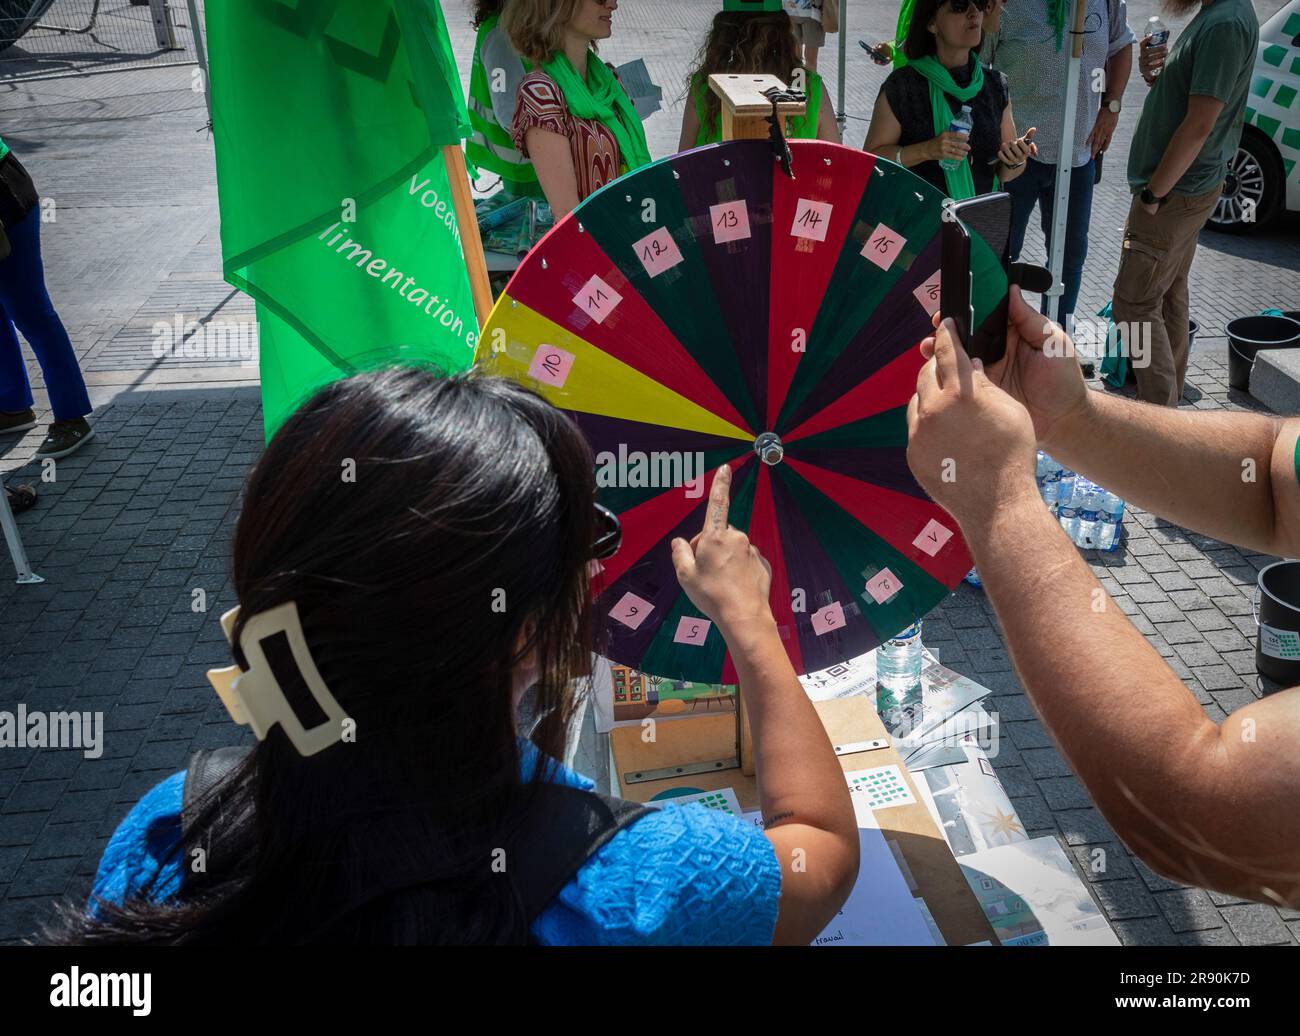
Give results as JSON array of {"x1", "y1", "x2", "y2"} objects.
[
  {"x1": 541, "y1": 51, "x2": 651, "y2": 174},
  {"x1": 909, "y1": 55, "x2": 984, "y2": 200},
  {"x1": 1047, "y1": 0, "x2": 1069, "y2": 49},
  {"x1": 0, "y1": 135, "x2": 9, "y2": 163}
]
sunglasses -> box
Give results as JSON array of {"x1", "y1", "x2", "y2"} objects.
[
  {"x1": 946, "y1": 0, "x2": 990, "y2": 12},
  {"x1": 592, "y1": 503, "x2": 622, "y2": 561}
]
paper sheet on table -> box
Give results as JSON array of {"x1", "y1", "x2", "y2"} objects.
[
  {"x1": 810, "y1": 794, "x2": 937, "y2": 946},
  {"x1": 798, "y1": 648, "x2": 877, "y2": 701},
  {"x1": 648, "y1": 786, "x2": 743, "y2": 817},
  {"x1": 958, "y1": 836, "x2": 1120, "y2": 946},
  {"x1": 915, "y1": 745, "x2": 1028, "y2": 858}
]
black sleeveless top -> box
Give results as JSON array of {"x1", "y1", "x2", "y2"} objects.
[{"x1": 882, "y1": 56, "x2": 1010, "y2": 195}]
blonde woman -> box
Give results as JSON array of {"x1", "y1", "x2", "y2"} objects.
[{"x1": 506, "y1": 0, "x2": 651, "y2": 217}]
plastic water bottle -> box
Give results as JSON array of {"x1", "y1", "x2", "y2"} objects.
[
  {"x1": 1097, "y1": 491, "x2": 1125, "y2": 551},
  {"x1": 1076, "y1": 483, "x2": 1102, "y2": 549},
  {"x1": 964, "y1": 567, "x2": 983, "y2": 589},
  {"x1": 878, "y1": 622, "x2": 924, "y2": 695},
  {"x1": 1144, "y1": 17, "x2": 1170, "y2": 77},
  {"x1": 1037, "y1": 452, "x2": 1061, "y2": 513},
  {"x1": 1058, "y1": 481, "x2": 1080, "y2": 543},
  {"x1": 1056, "y1": 465, "x2": 1076, "y2": 512},
  {"x1": 940, "y1": 105, "x2": 974, "y2": 172}
]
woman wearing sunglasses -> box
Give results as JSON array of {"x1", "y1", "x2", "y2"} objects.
[
  {"x1": 864, "y1": 0, "x2": 1036, "y2": 200},
  {"x1": 48, "y1": 369, "x2": 857, "y2": 945}
]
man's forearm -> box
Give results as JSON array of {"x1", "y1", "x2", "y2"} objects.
[
  {"x1": 1103, "y1": 47, "x2": 1132, "y2": 106},
  {"x1": 1045, "y1": 389, "x2": 1283, "y2": 555},
  {"x1": 1147, "y1": 117, "x2": 1213, "y2": 197},
  {"x1": 962, "y1": 490, "x2": 1219, "y2": 860}
]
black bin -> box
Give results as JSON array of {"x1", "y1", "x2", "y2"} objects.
[
  {"x1": 1227, "y1": 315, "x2": 1300, "y2": 391},
  {"x1": 1256, "y1": 560, "x2": 1300, "y2": 689}
]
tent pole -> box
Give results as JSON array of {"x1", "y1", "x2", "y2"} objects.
[
  {"x1": 1042, "y1": 0, "x2": 1088, "y2": 325},
  {"x1": 443, "y1": 144, "x2": 494, "y2": 331},
  {"x1": 837, "y1": 0, "x2": 847, "y2": 135}
]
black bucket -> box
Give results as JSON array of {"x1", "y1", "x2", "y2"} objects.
[
  {"x1": 1227, "y1": 315, "x2": 1300, "y2": 391},
  {"x1": 1255, "y1": 560, "x2": 1300, "y2": 689}
]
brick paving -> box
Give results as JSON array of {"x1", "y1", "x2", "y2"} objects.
[{"x1": 1, "y1": 0, "x2": 1299, "y2": 945}]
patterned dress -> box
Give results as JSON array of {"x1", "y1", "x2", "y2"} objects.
[{"x1": 512, "y1": 68, "x2": 623, "y2": 203}]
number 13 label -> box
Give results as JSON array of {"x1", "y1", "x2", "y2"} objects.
[{"x1": 710, "y1": 200, "x2": 752, "y2": 244}]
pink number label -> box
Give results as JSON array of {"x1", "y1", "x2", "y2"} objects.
[
  {"x1": 862, "y1": 223, "x2": 906, "y2": 270},
  {"x1": 634, "y1": 227, "x2": 684, "y2": 277},
  {"x1": 791, "y1": 199, "x2": 833, "y2": 242},
  {"x1": 865, "y1": 569, "x2": 902, "y2": 605},
  {"x1": 527, "y1": 344, "x2": 575, "y2": 388},
  {"x1": 913, "y1": 519, "x2": 954, "y2": 557},
  {"x1": 610, "y1": 592, "x2": 653, "y2": 630},
  {"x1": 710, "y1": 200, "x2": 752, "y2": 244},
  {"x1": 913, "y1": 271, "x2": 942, "y2": 316},
  {"x1": 573, "y1": 275, "x2": 623, "y2": 324},
  {"x1": 811, "y1": 601, "x2": 846, "y2": 635},
  {"x1": 673, "y1": 616, "x2": 712, "y2": 645}
]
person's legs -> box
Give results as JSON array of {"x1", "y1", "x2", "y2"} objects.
[
  {"x1": 1005, "y1": 157, "x2": 1049, "y2": 265},
  {"x1": 1161, "y1": 184, "x2": 1223, "y2": 399},
  {"x1": 0, "y1": 297, "x2": 36, "y2": 417},
  {"x1": 1058, "y1": 157, "x2": 1095, "y2": 326},
  {"x1": 0, "y1": 207, "x2": 91, "y2": 423},
  {"x1": 1113, "y1": 195, "x2": 1180, "y2": 406}
]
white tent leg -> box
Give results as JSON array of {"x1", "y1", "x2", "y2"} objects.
[
  {"x1": 836, "y1": 1, "x2": 848, "y2": 135},
  {"x1": 0, "y1": 487, "x2": 43, "y2": 585}
]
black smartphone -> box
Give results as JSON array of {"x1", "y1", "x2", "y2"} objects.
[{"x1": 940, "y1": 193, "x2": 1013, "y2": 366}]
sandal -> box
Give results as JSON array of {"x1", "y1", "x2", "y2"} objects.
[{"x1": 4, "y1": 483, "x2": 37, "y2": 514}]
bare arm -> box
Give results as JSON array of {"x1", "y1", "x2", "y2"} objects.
[
  {"x1": 816, "y1": 83, "x2": 841, "y2": 143},
  {"x1": 965, "y1": 490, "x2": 1300, "y2": 906},
  {"x1": 864, "y1": 90, "x2": 959, "y2": 169},
  {"x1": 678, "y1": 99, "x2": 701, "y2": 153},
  {"x1": 907, "y1": 315, "x2": 1300, "y2": 908},
  {"x1": 525, "y1": 127, "x2": 582, "y2": 218},
  {"x1": 672, "y1": 466, "x2": 858, "y2": 945},
  {"x1": 1046, "y1": 394, "x2": 1300, "y2": 561},
  {"x1": 1145, "y1": 94, "x2": 1224, "y2": 197}
]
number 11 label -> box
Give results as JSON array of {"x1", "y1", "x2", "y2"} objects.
[{"x1": 573, "y1": 275, "x2": 623, "y2": 324}]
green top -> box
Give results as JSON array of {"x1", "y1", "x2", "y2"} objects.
[
  {"x1": 0, "y1": 135, "x2": 8, "y2": 163},
  {"x1": 1126, "y1": 0, "x2": 1259, "y2": 196},
  {"x1": 691, "y1": 69, "x2": 823, "y2": 147}
]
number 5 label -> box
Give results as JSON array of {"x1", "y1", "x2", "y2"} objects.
[{"x1": 673, "y1": 616, "x2": 712, "y2": 645}]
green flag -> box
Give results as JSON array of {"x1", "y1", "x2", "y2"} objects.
[{"x1": 205, "y1": 0, "x2": 478, "y2": 439}]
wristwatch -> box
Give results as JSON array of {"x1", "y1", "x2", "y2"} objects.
[
  {"x1": 1102, "y1": 98, "x2": 1122, "y2": 114},
  {"x1": 1140, "y1": 186, "x2": 1170, "y2": 207}
]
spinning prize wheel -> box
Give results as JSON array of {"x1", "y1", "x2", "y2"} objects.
[{"x1": 477, "y1": 139, "x2": 1008, "y2": 684}]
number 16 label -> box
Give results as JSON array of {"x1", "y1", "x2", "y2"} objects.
[{"x1": 913, "y1": 271, "x2": 942, "y2": 316}]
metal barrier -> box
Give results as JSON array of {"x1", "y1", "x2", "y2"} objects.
[{"x1": 0, "y1": 0, "x2": 202, "y2": 81}]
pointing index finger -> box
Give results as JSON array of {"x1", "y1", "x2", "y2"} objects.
[{"x1": 706, "y1": 464, "x2": 732, "y2": 534}]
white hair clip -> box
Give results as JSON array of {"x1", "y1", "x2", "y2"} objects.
[{"x1": 205, "y1": 603, "x2": 349, "y2": 757}]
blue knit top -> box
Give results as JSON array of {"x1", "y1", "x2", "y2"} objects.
[{"x1": 90, "y1": 740, "x2": 782, "y2": 945}]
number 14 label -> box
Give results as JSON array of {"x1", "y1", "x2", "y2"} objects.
[{"x1": 791, "y1": 199, "x2": 833, "y2": 242}]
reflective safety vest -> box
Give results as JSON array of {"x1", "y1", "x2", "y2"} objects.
[{"x1": 467, "y1": 13, "x2": 541, "y2": 197}]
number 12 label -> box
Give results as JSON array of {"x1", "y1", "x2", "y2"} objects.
[{"x1": 634, "y1": 227, "x2": 684, "y2": 277}]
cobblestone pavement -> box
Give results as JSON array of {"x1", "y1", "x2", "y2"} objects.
[{"x1": 1, "y1": 1, "x2": 1299, "y2": 945}]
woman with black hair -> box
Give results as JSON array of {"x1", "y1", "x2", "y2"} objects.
[
  {"x1": 47, "y1": 368, "x2": 858, "y2": 945},
  {"x1": 863, "y1": 0, "x2": 1035, "y2": 199}
]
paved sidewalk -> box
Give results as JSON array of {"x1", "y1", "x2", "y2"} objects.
[{"x1": 2, "y1": 0, "x2": 1299, "y2": 946}]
